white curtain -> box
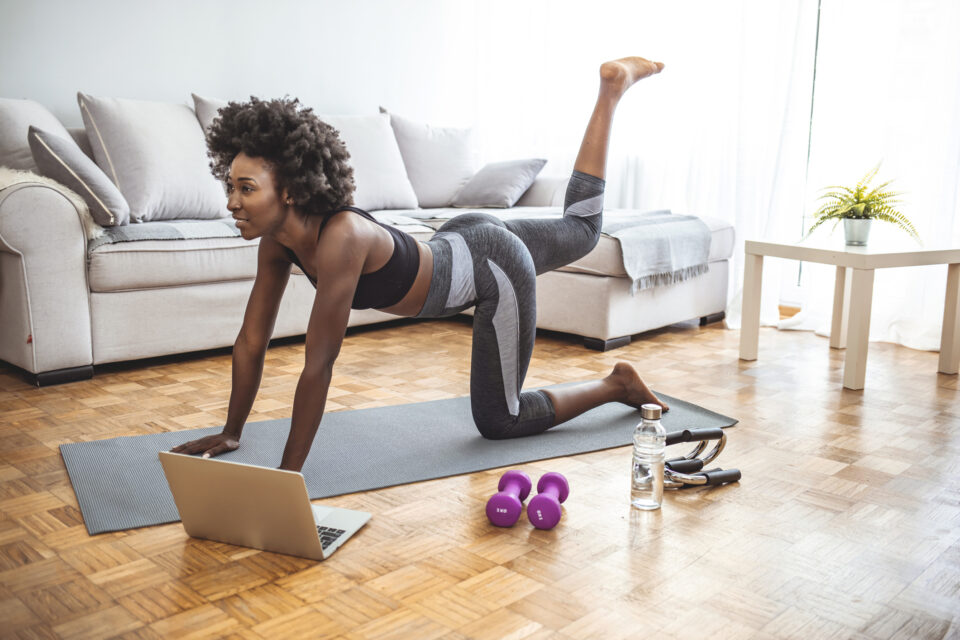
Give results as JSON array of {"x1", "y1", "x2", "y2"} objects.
[
  {"x1": 782, "y1": 0, "x2": 960, "y2": 351},
  {"x1": 599, "y1": 0, "x2": 820, "y2": 331},
  {"x1": 461, "y1": 0, "x2": 959, "y2": 351},
  {"x1": 464, "y1": 0, "x2": 819, "y2": 330}
]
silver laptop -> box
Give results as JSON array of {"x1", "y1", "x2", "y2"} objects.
[{"x1": 158, "y1": 451, "x2": 370, "y2": 560}]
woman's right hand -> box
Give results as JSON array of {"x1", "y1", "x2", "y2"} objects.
[{"x1": 170, "y1": 432, "x2": 240, "y2": 459}]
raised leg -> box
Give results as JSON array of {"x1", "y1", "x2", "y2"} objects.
[
  {"x1": 506, "y1": 58, "x2": 663, "y2": 276},
  {"x1": 739, "y1": 253, "x2": 764, "y2": 360},
  {"x1": 939, "y1": 263, "x2": 960, "y2": 374},
  {"x1": 574, "y1": 56, "x2": 664, "y2": 180},
  {"x1": 843, "y1": 268, "x2": 875, "y2": 390},
  {"x1": 830, "y1": 266, "x2": 851, "y2": 349}
]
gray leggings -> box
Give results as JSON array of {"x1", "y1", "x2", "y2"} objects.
[{"x1": 416, "y1": 170, "x2": 605, "y2": 439}]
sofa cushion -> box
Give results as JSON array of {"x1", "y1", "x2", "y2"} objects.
[
  {"x1": 320, "y1": 113, "x2": 418, "y2": 211},
  {"x1": 67, "y1": 127, "x2": 96, "y2": 162},
  {"x1": 380, "y1": 107, "x2": 479, "y2": 208},
  {"x1": 450, "y1": 159, "x2": 547, "y2": 208},
  {"x1": 28, "y1": 125, "x2": 131, "y2": 227},
  {"x1": 87, "y1": 212, "x2": 435, "y2": 292},
  {"x1": 77, "y1": 92, "x2": 228, "y2": 222},
  {"x1": 191, "y1": 93, "x2": 227, "y2": 133},
  {"x1": 88, "y1": 236, "x2": 262, "y2": 292},
  {"x1": 0, "y1": 98, "x2": 72, "y2": 172},
  {"x1": 193, "y1": 98, "x2": 417, "y2": 212}
]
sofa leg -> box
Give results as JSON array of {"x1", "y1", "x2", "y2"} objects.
[
  {"x1": 699, "y1": 311, "x2": 726, "y2": 326},
  {"x1": 583, "y1": 336, "x2": 631, "y2": 351},
  {"x1": 31, "y1": 365, "x2": 94, "y2": 387}
]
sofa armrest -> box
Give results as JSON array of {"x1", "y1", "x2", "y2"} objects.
[
  {"x1": 515, "y1": 175, "x2": 570, "y2": 207},
  {"x1": 0, "y1": 182, "x2": 93, "y2": 375}
]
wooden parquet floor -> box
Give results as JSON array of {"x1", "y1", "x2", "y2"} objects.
[{"x1": 0, "y1": 318, "x2": 958, "y2": 639}]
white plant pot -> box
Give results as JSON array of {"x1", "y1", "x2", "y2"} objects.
[{"x1": 844, "y1": 218, "x2": 872, "y2": 246}]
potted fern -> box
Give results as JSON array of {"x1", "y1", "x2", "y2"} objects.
[{"x1": 806, "y1": 165, "x2": 920, "y2": 246}]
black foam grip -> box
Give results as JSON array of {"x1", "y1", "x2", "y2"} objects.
[
  {"x1": 665, "y1": 428, "x2": 725, "y2": 446},
  {"x1": 665, "y1": 458, "x2": 704, "y2": 473},
  {"x1": 702, "y1": 469, "x2": 741, "y2": 485}
]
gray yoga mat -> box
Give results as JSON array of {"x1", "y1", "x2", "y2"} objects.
[{"x1": 60, "y1": 390, "x2": 737, "y2": 535}]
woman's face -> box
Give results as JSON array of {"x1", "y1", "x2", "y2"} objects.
[{"x1": 226, "y1": 152, "x2": 289, "y2": 239}]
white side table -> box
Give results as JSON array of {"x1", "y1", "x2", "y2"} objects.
[{"x1": 738, "y1": 239, "x2": 960, "y2": 390}]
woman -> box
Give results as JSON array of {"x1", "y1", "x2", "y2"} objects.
[{"x1": 172, "y1": 56, "x2": 668, "y2": 472}]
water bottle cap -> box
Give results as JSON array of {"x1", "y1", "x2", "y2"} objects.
[{"x1": 641, "y1": 404, "x2": 662, "y2": 420}]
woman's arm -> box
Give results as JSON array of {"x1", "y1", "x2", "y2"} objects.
[
  {"x1": 171, "y1": 237, "x2": 291, "y2": 457},
  {"x1": 278, "y1": 214, "x2": 368, "y2": 471}
]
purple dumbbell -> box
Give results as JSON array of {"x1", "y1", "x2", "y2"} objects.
[
  {"x1": 486, "y1": 470, "x2": 532, "y2": 527},
  {"x1": 527, "y1": 472, "x2": 570, "y2": 530}
]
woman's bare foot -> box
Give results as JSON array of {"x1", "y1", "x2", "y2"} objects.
[
  {"x1": 599, "y1": 56, "x2": 665, "y2": 100},
  {"x1": 607, "y1": 362, "x2": 669, "y2": 412}
]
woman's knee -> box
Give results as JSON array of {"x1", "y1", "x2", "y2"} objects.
[
  {"x1": 473, "y1": 414, "x2": 516, "y2": 440},
  {"x1": 471, "y1": 395, "x2": 554, "y2": 440},
  {"x1": 471, "y1": 399, "x2": 521, "y2": 440}
]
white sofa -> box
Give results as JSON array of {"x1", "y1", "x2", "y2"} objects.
[{"x1": 0, "y1": 106, "x2": 733, "y2": 386}]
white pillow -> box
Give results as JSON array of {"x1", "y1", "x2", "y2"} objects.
[
  {"x1": 78, "y1": 92, "x2": 228, "y2": 222},
  {"x1": 320, "y1": 113, "x2": 418, "y2": 211},
  {"x1": 380, "y1": 107, "x2": 479, "y2": 208},
  {"x1": 0, "y1": 98, "x2": 73, "y2": 172},
  {"x1": 191, "y1": 93, "x2": 229, "y2": 134}
]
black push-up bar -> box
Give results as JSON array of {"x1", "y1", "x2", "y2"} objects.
[{"x1": 663, "y1": 428, "x2": 741, "y2": 489}]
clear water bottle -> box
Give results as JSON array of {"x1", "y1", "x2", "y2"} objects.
[{"x1": 631, "y1": 403, "x2": 665, "y2": 510}]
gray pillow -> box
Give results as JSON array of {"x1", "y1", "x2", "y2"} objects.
[
  {"x1": 28, "y1": 125, "x2": 130, "y2": 227},
  {"x1": 0, "y1": 98, "x2": 72, "y2": 172},
  {"x1": 78, "y1": 92, "x2": 228, "y2": 222},
  {"x1": 451, "y1": 159, "x2": 548, "y2": 208}
]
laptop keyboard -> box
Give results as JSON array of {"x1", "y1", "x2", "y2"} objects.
[{"x1": 317, "y1": 526, "x2": 346, "y2": 550}]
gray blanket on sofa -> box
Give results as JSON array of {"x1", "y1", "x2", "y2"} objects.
[
  {"x1": 602, "y1": 209, "x2": 712, "y2": 292},
  {"x1": 86, "y1": 218, "x2": 242, "y2": 252}
]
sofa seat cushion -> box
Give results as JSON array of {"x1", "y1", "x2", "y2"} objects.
[
  {"x1": 88, "y1": 236, "x2": 262, "y2": 292},
  {"x1": 377, "y1": 207, "x2": 735, "y2": 278},
  {"x1": 88, "y1": 212, "x2": 436, "y2": 293}
]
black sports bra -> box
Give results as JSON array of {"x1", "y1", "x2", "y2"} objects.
[{"x1": 282, "y1": 206, "x2": 421, "y2": 310}]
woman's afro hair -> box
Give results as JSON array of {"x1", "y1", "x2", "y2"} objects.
[{"x1": 205, "y1": 96, "x2": 355, "y2": 216}]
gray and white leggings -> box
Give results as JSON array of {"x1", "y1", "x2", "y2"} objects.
[{"x1": 416, "y1": 170, "x2": 605, "y2": 439}]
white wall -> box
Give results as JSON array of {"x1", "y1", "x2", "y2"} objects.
[
  {"x1": 0, "y1": 0, "x2": 479, "y2": 128},
  {"x1": 0, "y1": 0, "x2": 722, "y2": 177}
]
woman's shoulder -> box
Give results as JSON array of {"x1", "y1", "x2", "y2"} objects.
[
  {"x1": 325, "y1": 205, "x2": 375, "y2": 222},
  {"x1": 320, "y1": 206, "x2": 378, "y2": 236}
]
